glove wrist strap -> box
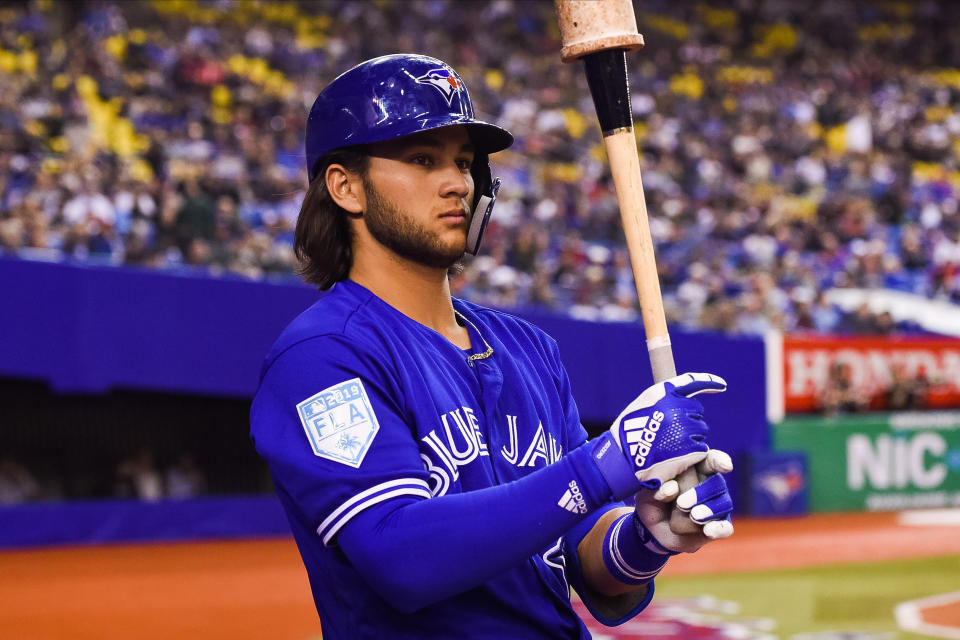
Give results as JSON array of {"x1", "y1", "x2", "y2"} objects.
[
  {"x1": 601, "y1": 512, "x2": 672, "y2": 586},
  {"x1": 588, "y1": 432, "x2": 641, "y2": 500}
]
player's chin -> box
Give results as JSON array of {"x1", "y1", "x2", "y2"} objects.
[
  {"x1": 420, "y1": 237, "x2": 467, "y2": 270},
  {"x1": 437, "y1": 230, "x2": 469, "y2": 259},
  {"x1": 439, "y1": 246, "x2": 468, "y2": 269}
]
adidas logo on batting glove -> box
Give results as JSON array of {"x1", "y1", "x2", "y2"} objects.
[{"x1": 590, "y1": 372, "x2": 727, "y2": 500}]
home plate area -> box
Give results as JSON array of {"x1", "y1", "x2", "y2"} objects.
[{"x1": 896, "y1": 591, "x2": 960, "y2": 640}]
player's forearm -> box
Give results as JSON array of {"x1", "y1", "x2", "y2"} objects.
[
  {"x1": 338, "y1": 442, "x2": 615, "y2": 613},
  {"x1": 563, "y1": 503, "x2": 676, "y2": 626},
  {"x1": 577, "y1": 506, "x2": 647, "y2": 596}
]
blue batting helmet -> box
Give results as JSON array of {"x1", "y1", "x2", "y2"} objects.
[{"x1": 305, "y1": 54, "x2": 514, "y2": 254}]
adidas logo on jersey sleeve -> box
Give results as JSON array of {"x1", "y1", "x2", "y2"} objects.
[{"x1": 557, "y1": 480, "x2": 587, "y2": 514}]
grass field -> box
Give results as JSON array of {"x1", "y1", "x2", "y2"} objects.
[{"x1": 654, "y1": 554, "x2": 960, "y2": 638}]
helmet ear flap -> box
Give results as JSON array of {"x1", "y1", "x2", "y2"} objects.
[
  {"x1": 470, "y1": 152, "x2": 492, "y2": 211},
  {"x1": 466, "y1": 152, "x2": 500, "y2": 256}
]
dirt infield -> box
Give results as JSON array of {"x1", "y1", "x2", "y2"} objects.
[
  {"x1": 2, "y1": 510, "x2": 959, "y2": 639},
  {"x1": 927, "y1": 601, "x2": 960, "y2": 626},
  {"x1": 664, "y1": 510, "x2": 960, "y2": 576},
  {"x1": 0, "y1": 538, "x2": 320, "y2": 640}
]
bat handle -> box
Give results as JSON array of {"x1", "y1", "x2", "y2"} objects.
[
  {"x1": 647, "y1": 337, "x2": 675, "y2": 383},
  {"x1": 665, "y1": 347, "x2": 702, "y2": 535},
  {"x1": 647, "y1": 337, "x2": 701, "y2": 534}
]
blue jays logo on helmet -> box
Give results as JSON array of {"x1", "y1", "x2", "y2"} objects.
[{"x1": 415, "y1": 67, "x2": 463, "y2": 105}]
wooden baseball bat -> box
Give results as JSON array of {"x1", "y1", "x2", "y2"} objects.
[{"x1": 553, "y1": 0, "x2": 700, "y2": 534}]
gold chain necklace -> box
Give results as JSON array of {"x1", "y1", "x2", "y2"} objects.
[{"x1": 455, "y1": 310, "x2": 494, "y2": 366}]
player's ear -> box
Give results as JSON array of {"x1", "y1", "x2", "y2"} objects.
[{"x1": 326, "y1": 163, "x2": 364, "y2": 215}]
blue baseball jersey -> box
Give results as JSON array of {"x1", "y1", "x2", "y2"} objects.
[{"x1": 250, "y1": 279, "x2": 596, "y2": 639}]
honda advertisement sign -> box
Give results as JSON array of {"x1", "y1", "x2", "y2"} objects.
[{"x1": 782, "y1": 336, "x2": 960, "y2": 413}]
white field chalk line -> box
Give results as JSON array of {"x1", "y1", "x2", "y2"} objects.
[
  {"x1": 899, "y1": 509, "x2": 960, "y2": 527},
  {"x1": 895, "y1": 590, "x2": 960, "y2": 640}
]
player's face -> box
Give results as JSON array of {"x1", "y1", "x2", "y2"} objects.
[{"x1": 362, "y1": 126, "x2": 475, "y2": 269}]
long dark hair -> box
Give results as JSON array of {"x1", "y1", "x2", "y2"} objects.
[{"x1": 294, "y1": 148, "x2": 369, "y2": 290}]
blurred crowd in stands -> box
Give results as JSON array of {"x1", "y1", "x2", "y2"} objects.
[
  {"x1": 1, "y1": 0, "x2": 960, "y2": 335},
  {"x1": 0, "y1": 450, "x2": 207, "y2": 503},
  {"x1": 817, "y1": 361, "x2": 932, "y2": 415}
]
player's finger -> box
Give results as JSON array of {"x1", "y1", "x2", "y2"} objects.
[
  {"x1": 667, "y1": 372, "x2": 727, "y2": 398},
  {"x1": 697, "y1": 449, "x2": 733, "y2": 475},
  {"x1": 667, "y1": 512, "x2": 703, "y2": 536},
  {"x1": 703, "y1": 518, "x2": 734, "y2": 540},
  {"x1": 689, "y1": 491, "x2": 734, "y2": 523},
  {"x1": 654, "y1": 479, "x2": 679, "y2": 501},
  {"x1": 676, "y1": 473, "x2": 728, "y2": 512}
]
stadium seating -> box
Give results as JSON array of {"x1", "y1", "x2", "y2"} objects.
[{"x1": 1, "y1": 0, "x2": 958, "y2": 335}]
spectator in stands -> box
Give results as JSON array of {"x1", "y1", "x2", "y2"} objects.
[
  {"x1": 847, "y1": 302, "x2": 880, "y2": 334},
  {"x1": 818, "y1": 362, "x2": 867, "y2": 415},
  {"x1": 0, "y1": 456, "x2": 40, "y2": 504},
  {"x1": 115, "y1": 449, "x2": 163, "y2": 501},
  {"x1": 886, "y1": 366, "x2": 929, "y2": 411},
  {"x1": 175, "y1": 177, "x2": 216, "y2": 248},
  {"x1": 164, "y1": 453, "x2": 207, "y2": 499},
  {"x1": 810, "y1": 292, "x2": 841, "y2": 334}
]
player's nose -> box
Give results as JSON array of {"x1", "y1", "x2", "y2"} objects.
[{"x1": 438, "y1": 161, "x2": 472, "y2": 201}]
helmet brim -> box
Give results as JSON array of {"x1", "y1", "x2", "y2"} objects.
[
  {"x1": 464, "y1": 121, "x2": 514, "y2": 155},
  {"x1": 307, "y1": 117, "x2": 514, "y2": 182},
  {"x1": 364, "y1": 116, "x2": 514, "y2": 156}
]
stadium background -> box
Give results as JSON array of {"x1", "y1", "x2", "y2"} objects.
[{"x1": 1, "y1": 0, "x2": 959, "y2": 637}]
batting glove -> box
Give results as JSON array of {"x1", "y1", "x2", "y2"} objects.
[
  {"x1": 599, "y1": 449, "x2": 735, "y2": 587},
  {"x1": 589, "y1": 372, "x2": 727, "y2": 500},
  {"x1": 654, "y1": 449, "x2": 735, "y2": 537},
  {"x1": 634, "y1": 450, "x2": 736, "y2": 553}
]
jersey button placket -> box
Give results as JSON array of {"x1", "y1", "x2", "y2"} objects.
[{"x1": 457, "y1": 311, "x2": 503, "y2": 482}]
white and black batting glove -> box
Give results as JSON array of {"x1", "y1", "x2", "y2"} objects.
[{"x1": 589, "y1": 372, "x2": 728, "y2": 500}]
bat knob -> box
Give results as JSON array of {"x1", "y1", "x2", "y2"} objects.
[{"x1": 555, "y1": 0, "x2": 645, "y2": 63}]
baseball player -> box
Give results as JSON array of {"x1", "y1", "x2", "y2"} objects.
[{"x1": 250, "y1": 54, "x2": 734, "y2": 639}]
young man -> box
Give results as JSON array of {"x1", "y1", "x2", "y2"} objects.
[{"x1": 251, "y1": 54, "x2": 734, "y2": 639}]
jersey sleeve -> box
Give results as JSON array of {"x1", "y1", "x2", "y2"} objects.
[{"x1": 250, "y1": 334, "x2": 431, "y2": 546}]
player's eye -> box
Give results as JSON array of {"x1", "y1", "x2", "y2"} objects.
[
  {"x1": 456, "y1": 157, "x2": 473, "y2": 171},
  {"x1": 410, "y1": 153, "x2": 433, "y2": 166}
]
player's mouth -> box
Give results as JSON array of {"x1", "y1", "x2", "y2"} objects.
[{"x1": 438, "y1": 208, "x2": 469, "y2": 224}]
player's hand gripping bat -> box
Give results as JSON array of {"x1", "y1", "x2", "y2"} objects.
[{"x1": 553, "y1": 0, "x2": 701, "y2": 535}]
